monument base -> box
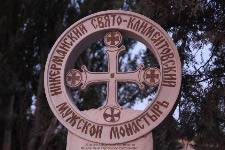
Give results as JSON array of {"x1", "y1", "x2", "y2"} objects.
[{"x1": 67, "y1": 131, "x2": 153, "y2": 150}]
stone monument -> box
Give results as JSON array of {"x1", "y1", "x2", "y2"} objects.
[{"x1": 44, "y1": 10, "x2": 181, "y2": 150}]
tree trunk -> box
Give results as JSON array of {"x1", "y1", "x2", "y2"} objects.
[
  {"x1": 38, "y1": 117, "x2": 57, "y2": 150},
  {"x1": 2, "y1": 94, "x2": 15, "y2": 150},
  {"x1": 27, "y1": 40, "x2": 47, "y2": 150}
]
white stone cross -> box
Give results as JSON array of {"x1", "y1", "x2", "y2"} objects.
[{"x1": 66, "y1": 31, "x2": 161, "y2": 109}]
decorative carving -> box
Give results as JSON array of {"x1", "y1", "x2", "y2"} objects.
[
  {"x1": 66, "y1": 31, "x2": 161, "y2": 122},
  {"x1": 66, "y1": 69, "x2": 82, "y2": 88},
  {"x1": 103, "y1": 107, "x2": 121, "y2": 122},
  {"x1": 104, "y1": 31, "x2": 122, "y2": 47},
  {"x1": 45, "y1": 10, "x2": 181, "y2": 145},
  {"x1": 144, "y1": 67, "x2": 161, "y2": 86}
]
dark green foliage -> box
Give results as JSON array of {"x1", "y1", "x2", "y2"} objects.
[
  {"x1": 134, "y1": 0, "x2": 225, "y2": 149},
  {"x1": 154, "y1": 116, "x2": 183, "y2": 150}
]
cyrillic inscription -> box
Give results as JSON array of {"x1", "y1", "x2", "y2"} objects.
[
  {"x1": 110, "y1": 101, "x2": 169, "y2": 139},
  {"x1": 49, "y1": 24, "x2": 88, "y2": 96},
  {"x1": 56, "y1": 102, "x2": 103, "y2": 139}
]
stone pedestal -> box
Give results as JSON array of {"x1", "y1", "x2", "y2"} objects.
[
  {"x1": 66, "y1": 108, "x2": 153, "y2": 150},
  {"x1": 67, "y1": 131, "x2": 153, "y2": 150}
]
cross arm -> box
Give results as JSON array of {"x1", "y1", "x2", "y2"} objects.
[
  {"x1": 116, "y1": 64, "x2": 145, "y2": 89},
  {"x1": 80, "y1": 66, "x2": 109, "y2": 90}
]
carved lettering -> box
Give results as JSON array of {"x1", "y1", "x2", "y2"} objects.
[
  {"x1": 164, "y1": 74, "x2": 176, "y2": 80},
  {"x1": 52, "y1": 56, "x2": 64, "y2": 66},
  {"x1": 117, "y1": 15, "x2": 122, "y2": 26},
  {"x1": 160, "y1": 47, "x2": 171, "y2": 55},
  {"x1": 50, "y1": 64, "x2": 61, "y2": 70},
  {"x1": 141, "y1": 114, "x2": 150, "y2": 126},
  {"x1": 49, "y1": 70, "x2": 60, "y2": 76},
  {"x1": 157, "y1": 101, "x2": 169, "y2": 108},
  {"x1": 119, "y1": 126, "x2": 125, "y2": 137},
  {"x1": 77, "y1": 119, "x2": 84, "y2": 129},
  {"x1": 90, "y1": 125, "x2": 96, "y2": 137},
  {"x1": 73, "y1": 28, "x2": 83, "y2": 38},
  {"x1": 109, "y1": 100, "x2": 170, "y2": 139},
  {"x1": 63, "y1": 38, "x2": 73, "y2": 46},
  {"x1": 67, "y1": 32, "x2": 78, "y2": 42},
  {"x1": 82, "y1": 121, "x2": 91, "y2": 134},
  {"x1": 91, "y1": 15, "x2": 123, "y2": 29},
  {"x1": 124, "y1": 124, "x2": 133, "y2": 136},
  {"x1": 151, "y1": 32, "x2": 164, "y2": 46},
  {"x1": 49, "y1": 76, "x2": 60, "y2": 83},
  {"x1": 79, "y1": 24, "x2": 88, "y2": 34},
  {"x1": 56, "y1": 102, "x2": 69, "y2": 114},
  {"x1": 163, "y1": 80, "x2": 176, "y2": 87},
  {"x1": 161, "y1": 53, "x2": 174, "y2": 61},
  {"x1": 136, "y1": 119, "x2": 144, "y2": 129},
  {"x1": 111, "y1": 15, "x2": 116, "y2": 26},
  {"x1": 164, "y1": 66, "x2": 176, "y2": 73},
  {"x1": 127, "y1": 17, "x2": 136, "y2": 29},
  {"x1": 138, "y1": 21, "x2": 148, "y2": 34},
  {"x1": 133, "y1": 20, "x2": 140, "y2": 31},
  {"x1": 95, "y1": 126, "x2": 103, "y2": 139},
  {"x1": 59, "y1": 42, "x2": 70, "y2": 52},
  {"x1": 158, "y1": 41, "x2": 169, "y2": 50},
  {"x1": 91, "y1": 18, "x2": 97, "y2": 29},
  {"x1": 65, "y1": 112, "x2": 80, "y2": 127},
  {"x1": 56, "y1": 49, "x2": 67, "y2": 57},
  {"x1": 151, "y1": 32, "x2": 160, "y2": 42},
  {"x1": 144, "y1": 26, "x2": 155, "y2": 38},
  {"x1": 104, "y1": 15, "x2": 110, "y2": 27},
  {"x1": 151, "y1": 104, "x2": 163, "y2": 117},
  {"x1": 62, "y1": 108, "x2": 72, "y2": 118},
  {"x1": 97, "y1": 16, "x2": 104, "y2": 28},
  {"x1": 148, "y1": 113, "x2": 158, "y2": 122},
  {"x1": 163, "y1": 60, "x2": 175, "y2": 67},
  {"x1": 131, "y1": 122, "x2": 140, "y2": 134},
  {"x1": 50, "y1": 81, "x2": 61, "y2": 96},
  {"x1": 110, "y1": 127, "x2": 120, "y2": 139}
]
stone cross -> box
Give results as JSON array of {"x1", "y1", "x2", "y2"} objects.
[{"x1": 66, "y1": 31, "x2": 161, "y2": 122}]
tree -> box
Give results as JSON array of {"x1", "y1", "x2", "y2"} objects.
[
  {"x1": 134, "y1": 0, "x2": 225, "y2": 149},
  {"x1": 0, "y1": 0, "x2": 129, "y2": 149}
]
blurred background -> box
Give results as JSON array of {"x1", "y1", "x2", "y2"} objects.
[{"x1": 0, "y1": 0, "x2": 224, "y2": 149}]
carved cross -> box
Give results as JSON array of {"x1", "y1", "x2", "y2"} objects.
[
  {"x1": 106, "y1": 32, "x2": 120, "y2": 46},
  {"x1": 144, "y1": 68, "x2": 160, "y2": 85},
  {"x1": 146, "y1": 70, "x2": 159, "y2": 83},
  {"x1": 66, "y1": 70, "x2": 82, "y2": 87},
  {"x1": 67, "y1": 73, "x2": 80, "y2": 84},
  {"x1": 66, "y1": 31, "x2": 161, "y2": 121},
  {"x1": 103, "y1": 107, "x2": 121, "y2": 122}
]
